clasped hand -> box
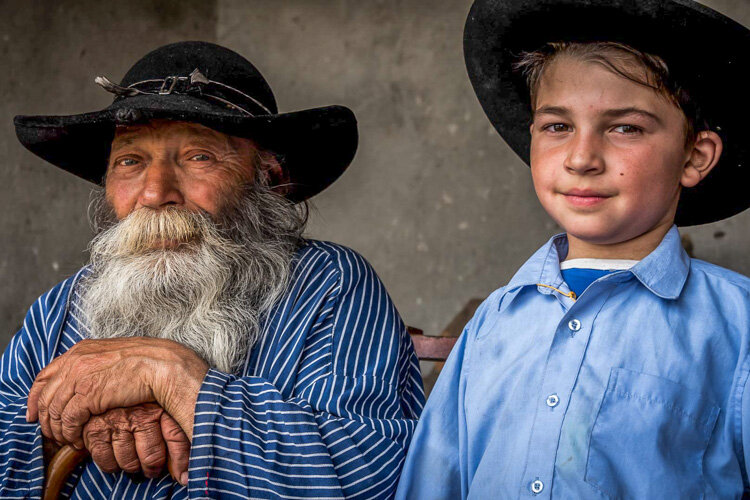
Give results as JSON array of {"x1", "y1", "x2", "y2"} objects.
[
  {"x1": 84, "y1": 404, "x2": 189, "y2": 482},
  {"x1": 26, "y1": 337, "x2": 209, "y2": 482}
]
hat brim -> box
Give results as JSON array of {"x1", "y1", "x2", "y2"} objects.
[
  {"x1": 464, "y1": 0, "x2": 750, "y2": 226},
  {"x1": 14, "y1": 93, "x2": 358, "y2": 202}
]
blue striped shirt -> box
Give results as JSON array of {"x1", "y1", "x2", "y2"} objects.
[{"x1": 0, "y1": 240, "x2": 425, "y2": 499}]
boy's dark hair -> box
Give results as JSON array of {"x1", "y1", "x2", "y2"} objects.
[{"x1": 514, "y1": 42, "x2": 707, "y2": 145}]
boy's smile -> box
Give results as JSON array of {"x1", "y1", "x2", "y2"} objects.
[
  {"x1": 529, "y1": 56, "x2": 719, "y2": 260},
  {"x1": 560, "y1": 188, "x2": 613, "y2": 208}
]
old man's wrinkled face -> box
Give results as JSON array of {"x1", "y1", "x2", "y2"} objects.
[
  {"x1": 79, "y1": 119, "x2": 306, "y2": 373},
  {"x1": 106, "y1": 119, "x2": 259, "y2": 221}
]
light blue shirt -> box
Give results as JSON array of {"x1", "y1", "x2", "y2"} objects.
[{"x1": 396, "y1": 226, "x2": 750, "y2": 499}]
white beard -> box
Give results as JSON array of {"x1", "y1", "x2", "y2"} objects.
[{"x1": 79, "y1": 184, "x2": 306, "y2": 374}]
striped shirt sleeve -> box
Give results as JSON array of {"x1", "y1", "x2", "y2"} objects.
[
  {"x1": 0, "y1": 277, "x2": 74, "y2": 498},
  {"x1": 187, "y1": 244, "x2": 425, "y2": 499}
]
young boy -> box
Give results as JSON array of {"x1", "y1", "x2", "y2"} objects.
[{"x1": 396, "y1": 0, "x2": 750, "y2": 498}]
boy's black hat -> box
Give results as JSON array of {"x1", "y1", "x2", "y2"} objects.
[
  {"x1": 464, "y1": 0, "x2": 750, "y2": 226},
  {"x1": 14, "y1": 41, "x2": 358, "y2": 202}
]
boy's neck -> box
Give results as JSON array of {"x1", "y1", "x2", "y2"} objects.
[{"x1": 565, "y1": 221, "x2": 674, "y2": 261}]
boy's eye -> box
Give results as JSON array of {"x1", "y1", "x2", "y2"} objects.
[
  {"x1": 543, "y1": 123, "x2": 571, "y2": 133},
  {"x1": 612, "y1": 125, "x2": 642, "y2": 135}
]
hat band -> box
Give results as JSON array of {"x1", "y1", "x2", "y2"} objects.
[{"x1": 94, "y1": 68, "x2": 274, "y2": 117}]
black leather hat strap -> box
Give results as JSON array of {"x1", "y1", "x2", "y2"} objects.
[{"x1": 94, "y1": 68, "x2": 273, "y2": 116}]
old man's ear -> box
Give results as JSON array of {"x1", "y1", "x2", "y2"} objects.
[{"x1": 255, "y1": 149, "x2": 291, "y2": 195}]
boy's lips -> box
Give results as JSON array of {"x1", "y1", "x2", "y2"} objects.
[{"x1": 560, "y1": 188, "x2": 613, "y2": 207}]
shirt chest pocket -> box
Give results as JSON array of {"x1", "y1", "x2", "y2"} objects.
[{"x1": 584, "y1": 368, "x2": 720, "y2": 499}]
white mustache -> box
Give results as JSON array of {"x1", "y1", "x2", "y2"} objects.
[{"x1": 96, "y1": 207, "x2": 212, "y2": 256}]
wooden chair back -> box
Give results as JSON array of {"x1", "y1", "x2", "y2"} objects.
[{"x1": 407, "y1": 327, "x2": 458, "y2": 362}]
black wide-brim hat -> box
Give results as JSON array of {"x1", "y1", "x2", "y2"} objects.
[
  {"x1": 14, "y1": 41, "x2": 358, "y2": 202},
  {"x1": 464, "y1": 0, "x2": 750, "y2": 226}
]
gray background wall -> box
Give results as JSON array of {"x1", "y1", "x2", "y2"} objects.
[{"x1": 2, "y1": 0, "x2": 749, "y2": 360}]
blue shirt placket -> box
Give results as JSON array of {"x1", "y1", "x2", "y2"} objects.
[{"x1": 519, "y1": 278, "x2": 616, "y2": 497}]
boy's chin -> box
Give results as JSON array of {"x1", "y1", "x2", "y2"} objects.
[
  {"x1": 562, "y1": 218, "x2": 673, "y2": 250},
  {"x1": 560, "y1": 221, "x2": 633, "y2": 247}
]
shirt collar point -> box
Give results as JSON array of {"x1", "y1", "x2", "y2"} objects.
[{"x1": 629, "y1": 226, "x2": 690, "y2": 299}]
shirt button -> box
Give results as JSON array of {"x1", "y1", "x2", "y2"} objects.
[
  {"x1": 546, "y1": 394, "x2": 559, "y2": 408},
  {"x1": 568, "y1": 319, "x2": 581, "y2": 332},
  {"x1": 530, "y1": 479, "x2": 544, "y2": 494}
]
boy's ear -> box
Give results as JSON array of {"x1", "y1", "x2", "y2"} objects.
[{"x1": 681, "y1": 130, "x2": 723, "y2": 188}]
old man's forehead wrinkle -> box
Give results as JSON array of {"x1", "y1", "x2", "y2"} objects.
[{"x1": 112, "y1": 121, "x2": 239, "y2": 148}]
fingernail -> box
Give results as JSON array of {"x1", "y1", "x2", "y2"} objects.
[
  {"x1": 180, "y1": 472, "x2": 188, "y2": 485},
  {"x1": 25, "y1": 409, "x2": 29, "y2": 422}
]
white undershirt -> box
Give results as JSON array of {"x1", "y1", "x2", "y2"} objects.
[{"x1": 560, "y1": 258, "x2": 640, "y2": 271}]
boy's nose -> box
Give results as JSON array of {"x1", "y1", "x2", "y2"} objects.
[
  {"x1": 563, "y1": 133, "x2": 604, "y2": 175},
  {"x1": 137, "y1": 158, "x2": 184, "y2": 210}
]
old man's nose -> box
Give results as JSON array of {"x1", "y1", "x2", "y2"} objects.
[
  {"x1": 137, "y1": 159, "x2": 185, "y2": 210},
  {"x1": 563, "y1": 133, "x2": 605, "y2": 175}
]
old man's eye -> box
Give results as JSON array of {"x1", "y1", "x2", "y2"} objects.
[
  {"x1": 116, "y1": 158, "x2": 139, "y2": 167},
  {"x1": 189, "y1": 153, "x2": 212, "y2": 161}
]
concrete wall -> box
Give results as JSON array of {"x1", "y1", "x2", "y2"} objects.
[{"x1": 2, "y1": 0, "x2": 749, "y2": 360}]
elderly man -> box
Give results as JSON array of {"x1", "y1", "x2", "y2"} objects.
[{"x1": 0, "y1": 41, "x2": 424, "y2": 498}]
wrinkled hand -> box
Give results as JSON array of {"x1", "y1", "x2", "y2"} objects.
[
  {"x1": 26, "y1": 338, "x2": 208, "y2": 449},
  {"x1": 84, "y1": 403, "x2": 190, "y2": 484}
]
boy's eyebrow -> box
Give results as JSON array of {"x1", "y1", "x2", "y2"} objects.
[
  {"x1": 601, "y1": 107, "x2": 663, "y2": 125},
  {"x1": 533, "y1": 105, "x2": 569, "y2": 118},
  {"x1": 533, "y1": 105, "x2": 663, "y2": 125}
]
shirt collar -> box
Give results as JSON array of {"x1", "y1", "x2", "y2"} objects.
[
  {"x1": 506, "y1": 233, "x2": 569, "y2": 298},
  {"x1": 629, "y1": 225, "x2": 690, "y2": 299},
  {"x1": 505, "y1": 225, "x2": 690, "y2": 301}
]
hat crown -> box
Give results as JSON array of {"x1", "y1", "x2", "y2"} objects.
[
  {"x1": 118, "y1": 41, "x2": 278, "y2": 115},
  {"x1": 15, "y1": 41, "x2": 358, "y2": 202}
]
